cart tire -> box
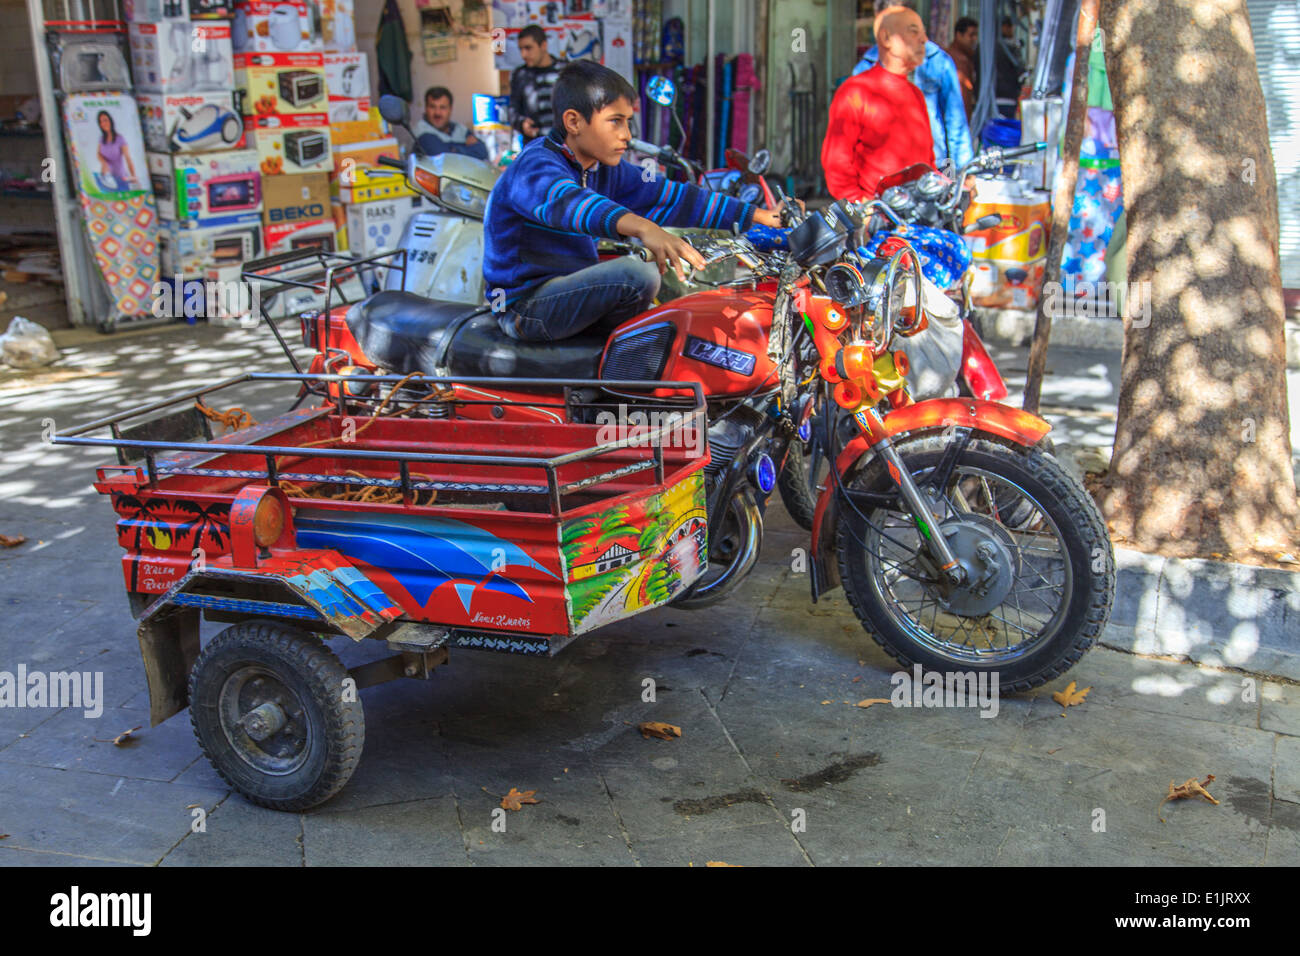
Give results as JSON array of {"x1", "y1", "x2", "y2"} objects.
[{"x1": 189, "y1": 621, "x2": 364, "y2": 811}]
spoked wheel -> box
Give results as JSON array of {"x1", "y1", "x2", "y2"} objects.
[
  {"x1": 189, "y1": 621, "x2": 364, "y2": 811},
  {"x1": 836, "y1": 434, "x2": 1113, "y2": 691},
  {"x1": 672, "y1": 489, "x2": 762, "y2": 609}
]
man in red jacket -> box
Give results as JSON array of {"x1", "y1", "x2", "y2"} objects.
[{"x1": 822, "y1": 5, "x2": 934, "y2": 199}]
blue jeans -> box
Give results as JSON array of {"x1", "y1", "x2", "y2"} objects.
[{"x1": 499, "y1": 257, "x2": 661, "y2": 342}]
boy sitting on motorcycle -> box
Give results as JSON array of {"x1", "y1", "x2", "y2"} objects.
[{"x1": 483, "y1": 59, "x2": 786, "y2": 342}]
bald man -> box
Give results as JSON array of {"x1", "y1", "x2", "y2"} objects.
[{"x1": 821, "y1": 6, "x2": 936, "y2": 199}]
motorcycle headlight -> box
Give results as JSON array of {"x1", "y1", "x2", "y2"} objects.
[{"x1": 441, "y1": 182, "x2": 489, "y2": 217}]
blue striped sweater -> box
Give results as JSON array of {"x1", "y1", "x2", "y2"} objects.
[{"x1": 483, "y1": 130, "x2": 757, "y2": 305}]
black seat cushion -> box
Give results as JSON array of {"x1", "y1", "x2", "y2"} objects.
[
  {"x1": 446, "y1": 313, "x2": 607, "y2": 380},
  {"x1": 345, "y1": 290, "x2": 484, "y2": 377}
]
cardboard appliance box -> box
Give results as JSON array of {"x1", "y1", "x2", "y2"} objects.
[
  {"x1": 244, "y1": 113, "x2": 331, "y2": 174},
  {"x1": 235, "y1": 51, "x2": 327, "y2": 117},
  {"x1": 261, "y1": 171, "x2": 331, "y2": 228},
  {"x1": 147, "y1": 149, "x2": 262, "y2": 222},
  {"x1": 129, "y1": 21, "x2": 234, "y2": 94},
  {"x1": 137, "y1": 90, "x2": 245, "y2": 153},
  {"x1": 263, "y1": 217, "x2": 337, "y2": 255},
  {"x1": 159, "y1": 211, "x2": 263, "y2": 273},
  {"x1": 343, "y1": 195, "x2": 421, "y2": 258},
  {"x1": 233, "y1": 0, "x2": 322, "y2": 55}
]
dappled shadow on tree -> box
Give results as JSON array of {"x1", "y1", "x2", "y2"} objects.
[{"x1": 1094, "y1": 0, "x2": 1298, "y2": 560}]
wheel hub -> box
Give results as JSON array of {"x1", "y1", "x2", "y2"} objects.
[
  {"x1": 936, "y1": 513, "x2": 1018, "y2": 616},
  {"x1": 219, "y1": 669, "x2": 311, "y2": 775}
]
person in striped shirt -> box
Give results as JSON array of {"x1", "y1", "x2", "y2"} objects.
[{"x1": 483, "y1": 59, "x2": 785, "y2": 342}]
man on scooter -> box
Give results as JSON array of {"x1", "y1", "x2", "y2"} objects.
[{"x1": 483, "y1": 59, "x2": 786, "y2": 343}]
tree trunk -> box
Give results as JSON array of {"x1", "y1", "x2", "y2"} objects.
[{"x1": 1097, "y1": 0, "x2": 1297, "y2": 557}]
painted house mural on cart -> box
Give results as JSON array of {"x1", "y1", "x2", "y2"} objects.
[{"x1": 559, "y1": 472, "x2": 707, "y2": 634}]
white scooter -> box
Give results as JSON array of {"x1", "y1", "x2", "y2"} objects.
[{"x1": 373, "y1": 95, "x2": 501, "y2": 306}]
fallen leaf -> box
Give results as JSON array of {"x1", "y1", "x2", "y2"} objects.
[
  {"x1": 851, "y1": 676, "x2": 862, "y2": 683},
  {"x1": 500, "y1": 787, "x2": 540, "y2": 811},
  {"x1": 638, "y1": 721, "x2": 681, "y2": 740},
  {"x1": 1046, "y1": 748, "x2": 1061, "y2": 755},
  {"x1": 94, "y1": 726, "x2": 143, "y2": 745},
  {"x1": 706, "y1": 861, "x2": 742, "y2": 867},
  {"x1": 0, "y1": 534, "x2": 25, "y2": 547},
  {"x1": 1158, "y1": 774, "x2": 1218, "y2": 822},
  {"x1": 0, "y1": 834, "x2": 9, "y2": 839},
  {"x1": 185, "y1": 804, "x2": 201, "y2": 809},
  {"x1": 1051, "y1": 681, "x2": 1091, "y2": 708},
  {"x1": 821, "y1": 700, "x2": 831, "y2": 705},
  {"x1": 857, "y1": 698, "x2": 890, "y2": 708}
]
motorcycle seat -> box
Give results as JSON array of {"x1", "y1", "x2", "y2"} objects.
[
  {"x1": 446, "y1": 313, "x2": 607, "y2": 380},
  {"x1": 345, "y1": 291, "x2": 483, "y2": 376},
  {"x1": 345, "y1": 289, "x2": 608, "y2": 380}
]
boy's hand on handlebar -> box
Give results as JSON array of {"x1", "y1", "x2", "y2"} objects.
[
  {"x1": 753, "y1": 199, "x2": 800, "y2": 228},
  {"x1": 619, "y1": 215, "x2": 707, "y2": 280}
]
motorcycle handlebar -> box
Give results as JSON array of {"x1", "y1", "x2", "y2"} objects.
[
  {"x1": 377, "y1": 155, "x2": 404, "y2": 169},
  {"x1": 629, "y1": 138, "x2": 661, "y2": 157}
]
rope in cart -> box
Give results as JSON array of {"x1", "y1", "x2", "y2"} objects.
[{"x1": 193, "y1": 372, "x2": 455, "y2": 506}]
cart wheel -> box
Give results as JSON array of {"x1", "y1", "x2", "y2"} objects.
[{"x1": 189, "y1": 621, "x2": 364, "y2": 811}]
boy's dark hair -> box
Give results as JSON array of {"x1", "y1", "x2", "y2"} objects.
[
  {"x1": 518, "y1": 24, "x2": 547, "y2": 47},
  {"x1": 955, "y1": 16, "x2": 977, "y2": 34},
  {"x1": 553, "y1": 60, "x2": 637, "y2": 124},
  {"x1": 424, "y1": 86, "x2": 453, "y2": 105}
]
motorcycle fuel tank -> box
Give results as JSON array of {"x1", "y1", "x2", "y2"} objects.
[{"x1": 602, "y1": 285, "x2": 778, "y2": 399}]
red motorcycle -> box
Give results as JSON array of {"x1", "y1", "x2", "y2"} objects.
[{"x1": 244, "y1": 195, "x2": 1113, "y2": 703}]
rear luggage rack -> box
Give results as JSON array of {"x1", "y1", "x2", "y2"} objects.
[
  {"x1": 241, "y1": 248, "x2": 408, "y2": 374},
  {"x1": 53, "y1": 373, "x2": 707, "y2": 516}
]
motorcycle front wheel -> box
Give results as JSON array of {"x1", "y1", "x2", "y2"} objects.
[{"x1": 836, "y1": 434, "x2": 1113, "y2": 691}]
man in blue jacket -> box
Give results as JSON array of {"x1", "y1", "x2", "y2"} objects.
[
  {"x1": 854, "y1": 39, "x2": 974, "y2": 168},
  {"x1": 483, "y1": 60, "x2": 784, "y2": 342}
]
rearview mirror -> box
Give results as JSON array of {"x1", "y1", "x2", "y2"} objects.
[
  {"x1": 748, "y1": 148, "x2": 771, "y2": 176},
  {"x1": 378, "y1": 94, "x2": 407, "y2": 125},
  {"x1": 647, "y1": 76, "x2": 677, "y2": 107}
]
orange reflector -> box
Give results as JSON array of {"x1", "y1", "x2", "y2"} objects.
[
  {"x1": 253, "y1": 495, "x2": 284, "y2": 547},
  {"x1": 893, "y1": 350, "x2": 909, "y2": 376}
]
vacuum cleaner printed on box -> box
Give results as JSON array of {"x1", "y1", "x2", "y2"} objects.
[
  {"x1": 128, "y1": 21, "x2": 234, "y2": 94},
  {"x1": 138, "y1": 91, "x2": 245, "y2": 153}
]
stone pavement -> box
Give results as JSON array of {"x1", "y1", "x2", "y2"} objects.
[{"x1": 0, "y1": 322, "x2": 1295, "y2": 866}]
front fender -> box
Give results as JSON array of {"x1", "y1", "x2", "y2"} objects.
[{"x1": 808, "y1": 399, "x2": 1051, "y2": 601}]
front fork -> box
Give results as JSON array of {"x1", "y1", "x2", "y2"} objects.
[{"x1": 851, "y1": 405, "x2": 967, "y2": 586}]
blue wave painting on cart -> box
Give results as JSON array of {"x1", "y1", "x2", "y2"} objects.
[{"x1": 294, "y1": 510, "x2": 558, "y2": 613}]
